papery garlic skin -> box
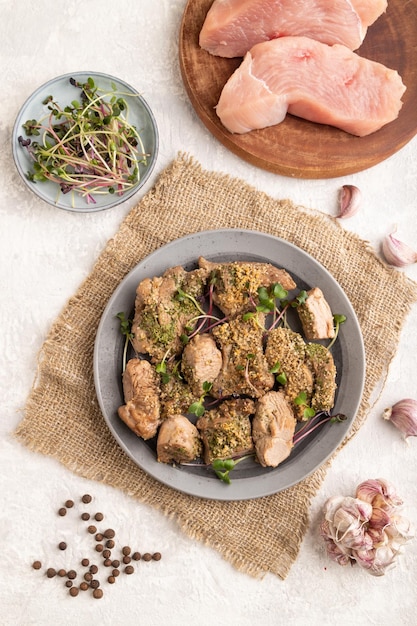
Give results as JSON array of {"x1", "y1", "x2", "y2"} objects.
[
  {"x1": 382, "y1": 228, "x2": 417, "y2": 267},
  {"x1": 320, "y1": 479, "x2": 414, "y2": 576},
  {"x1": 355, "y1": 478, "x2": 403, "y2": 512},
  {"x1": 383, "y1": 399, "x2": 417, "y2": 439},
  {"x1": 338, "y1": 184, "x2": 361, "y2": 219}
]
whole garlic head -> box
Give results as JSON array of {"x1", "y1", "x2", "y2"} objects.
[{"x1": 320, "y1": 479, "x2": 414, "y2": 576}]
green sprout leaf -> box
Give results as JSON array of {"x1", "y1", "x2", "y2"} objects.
[
  {"x1": 116, "y1": 312, "x2": 134, "y2": 372},
  {"x1": 327, "y1": 314, "x2": 347, "y2": 349},
  {"x1": 188, "y1": 382, "x2": 213, "y2": 418}
]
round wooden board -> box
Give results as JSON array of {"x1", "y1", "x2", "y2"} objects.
[{"x1": 179, "y1": 0, "x2": 417, "y2": 179}]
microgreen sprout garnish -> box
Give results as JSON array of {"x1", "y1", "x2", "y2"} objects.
[
  {"x1": 327, "y1": 314, "x2": 347, "y2": 349},
  {"x1": 174, "y1": 288, "x2": 206, "y2": 315},
  {"x1": 116, "y1": 312, "x2": 134, "y2": 372},
  {"x1": 293, "y1": 412, "x2": 347, "y2": 445},
  {"x1": 155, "y1": 350, "x2": 171, "y2": 384},
  {"x1": 18, "y1": 76, "x2": 149, "y2": 204},
  {"x1": 188, "y1": 381, "x2": 213, "y2": 418},
  {"x1": 294, "y1": 391, "x2": 316, "y2": 419},
  {"x1": 211, "y1": 454, "x2": 254, "y2": 484},
  {"x1": 270, "y1": 361, "x2": 287, "y2": 385}
]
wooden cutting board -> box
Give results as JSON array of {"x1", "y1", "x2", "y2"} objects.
[{"x1": 179, "y1": 0, "x2": 417, "y2": 179}]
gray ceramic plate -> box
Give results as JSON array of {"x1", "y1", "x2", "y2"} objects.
[
  {"x1": 12, "y1": 72, "x2": 158, "y2": 212},
  {"x1": 93, "y1": 229, "x2": 365, "y2": 500}
]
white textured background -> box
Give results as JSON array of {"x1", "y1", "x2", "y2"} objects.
[{"x1": 1, "y1": 1, "x2": 417, "y2": 624}]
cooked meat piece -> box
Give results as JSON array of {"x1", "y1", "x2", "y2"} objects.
[
  {"x1": 131, "y1": 265, "x2": 208, "y2": 362},
  {"x1": 158, "y1": 364, "x2": 200, "y2": 419},
  {"x1": 305, "y1": 343, "x2": 337, "y2": 412},
  {"x1": 252, "y1": 391, "x2": 296, "y2": 468},
  {"x1": 196, "y1": 398, "x2": 255, "y2": 464},
  {"x1": 297, "y1": 287, "x2": 335, "y2": 339},
  {"x1": 118, "y1": 358, "x2": 161, "y2": 440},
  {"x1": 181, "y1": 333, "x2": 223, "y2": 396},
  {"x1": 211, "y1": 313, "x2": 274, "y2": 398},
  {"x1": 157, "y1": 415, "x2": 202, "y2": 464},
  {"x1": 265, "y1": 327, "x2": 313, "y2": 420},
  {"x1": 198, "y1": 256, "x2": 296, "y2": 317}
]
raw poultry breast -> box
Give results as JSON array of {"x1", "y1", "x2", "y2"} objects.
[
  {"x1": 215, "y1": 36, "x2": 406, "y2": 137},
  {"x1": 200, "y1": 0, "x2": 387, "y2": 57}
]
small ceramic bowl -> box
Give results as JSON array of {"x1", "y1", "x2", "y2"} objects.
[{"x1": 12, "y1": 72, "x2": 159, "y2": 213}]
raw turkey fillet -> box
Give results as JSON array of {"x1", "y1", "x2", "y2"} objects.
[
  {"x1": 215, "y1": 37, "x2": 406, "y2": 137},
  {"x1": 199, "y1": 0, "x2": 387, "y2": 57}
]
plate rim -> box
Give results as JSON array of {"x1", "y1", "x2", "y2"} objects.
[
  {"x1": 93, "y1": 228, "x2": 366, "y2": 501},
  {"x1": 12, "y1": 71, "x2": 159, "y2": 213}
]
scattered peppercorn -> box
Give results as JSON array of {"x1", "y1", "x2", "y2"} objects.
[{"x1": 32, "y1": 494, "x2": 164, "y2": 600}]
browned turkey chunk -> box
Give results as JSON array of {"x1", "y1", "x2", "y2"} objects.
[
  {"x1": 118, "y1": 358, "x2": 161, "y2": 440},
  {"x1": 211, "y1": 313, "x2": 274, "y2": 399},
  {"x1": 159, "y1": 365, "x2": 200, "y2": 419},
  {"x1": 181, "y1": 333, "x2": 223, "y2": 396},
  {"x1": 196, "y1": 398, "x2": 255, "y2": 464},
  {"x1": 265, "y1": 327, "x2": 313, "y2": 420},
  {"x1": 305, "y1": 343, "x2": 337, "y2": 412},
  {"x1": 198, "y1": 257, "x2": 296, "y2": 317},
  {"x1": 131, "y1": 265, "x2": 208, "y2": 362},
  {"x1": 252, "y1": 391, "x2": 296, "y2": 468},
  {"x1": 157, "y1": 415, "x2": 202, "y2": 464},
  {"x1": 297, "y1": 287, "x2": 335, "y2": 339}
]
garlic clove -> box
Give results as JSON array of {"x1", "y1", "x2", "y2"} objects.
[
  {"x1": 338, "y1": 184, "x2": 361, "y2": 219},
  {"x1": 382, "y1": 227, "x2": 417, "y2": 267},
  {"x1": 355, "y1": 478, "x2": 403, "y2": 511},
  {"x1": 383, "y1": 398, "x2": 417, "y2": 439}
]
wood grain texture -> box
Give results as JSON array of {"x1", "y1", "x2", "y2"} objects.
[{"x1": 179, "y1": 0, "x2": 417, "y2": 179}]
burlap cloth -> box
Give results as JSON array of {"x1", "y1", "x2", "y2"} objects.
[{"x1": 15, "y1": 153, "x2": 417, "y2": 580}]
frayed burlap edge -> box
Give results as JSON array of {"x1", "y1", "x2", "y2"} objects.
[{"x1": 14, "y1": 153, "x2": 417, "y2": 580}]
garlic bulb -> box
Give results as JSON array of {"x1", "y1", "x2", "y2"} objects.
[
  {"x1": 337, "y1": 184, "x2": 361, "y2": 219},
  {"x1": 382, "y1": 227, "x2": 417, "y2": 267},
  {"x1": 320, "y1": 479, "x2": 414, "y2": 576},
  {"x1": 383, "y1": 398, "x2": 417, "y2": 439}
]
